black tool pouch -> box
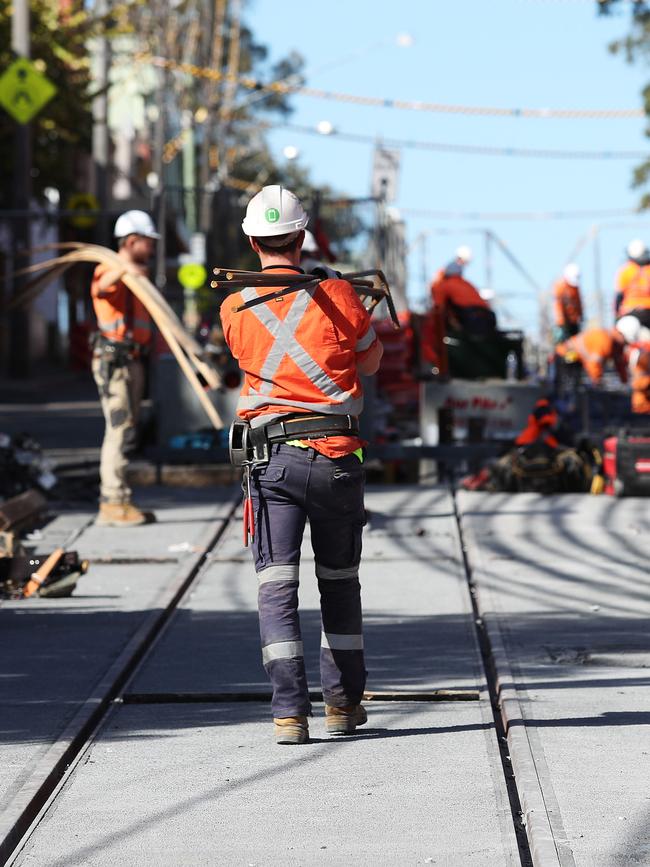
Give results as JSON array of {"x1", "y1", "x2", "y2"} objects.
[{"x1": 229, "y1": 421, "x2": 253, "y2": 467}]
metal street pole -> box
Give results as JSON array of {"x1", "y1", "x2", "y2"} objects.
[
  {"x1": 92, "y1": 0, "x2": 111, "y2": 245},
  {"x1": 152, "y1": 76, "x2": 167, "y2": 292},
  {"x1": 8, "y1": 0, "x2": 32, "y2": 378}
]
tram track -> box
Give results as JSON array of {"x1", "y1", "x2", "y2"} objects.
[
  {"x1": 3, "y1": 485, "x2": 558, "y2": 866},
  {"x1": 0, "y1": 496, "x2": 239, "y2": 866}
]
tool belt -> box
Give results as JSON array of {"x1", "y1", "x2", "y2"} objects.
[
  {"x1": 90, "y1": 332, "x2": 148, "y2": 365},
  {"x1": 229, "y1": 414, "x2": 359, "y2": 467}
]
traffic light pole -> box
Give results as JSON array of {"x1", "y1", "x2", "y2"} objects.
[{"x1": 9, "y1": 0, "x2": 32, "y2": 378}]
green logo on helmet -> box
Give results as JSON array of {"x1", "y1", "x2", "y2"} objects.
[{"x1": 265, "y1": 207, "x2": 280, "y2": 223}]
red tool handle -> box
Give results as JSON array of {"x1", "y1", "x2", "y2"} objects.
[{"x1": 243, "y1": 497, "x2": 254, "y2": 546}]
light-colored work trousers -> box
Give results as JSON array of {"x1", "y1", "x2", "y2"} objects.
[{"x1": 92, "y1": 356, "x2": 145, "y2": 504}]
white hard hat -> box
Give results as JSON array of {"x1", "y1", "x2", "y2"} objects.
[
  {"x1": 242, "y1": 185, "x2": 309, "y2": 241},
  {"x1": 563, "y1": 263, "x2": 580, "y2": 287},
  {"x1": 455, "y1": 245, "x2": 472, "y2": 264},
  {"x1": 301, "y1": 229, "x2": 319, "y2": 254},
  {"x1": 615, "y1": 315, "x2": 644, "y2": 344},
  {"x1": 114, "y1": 210, "x2": 160, "y2": 240},
  {"x1": 627, "y1": 238, "x2": 647, "y2": 261}
]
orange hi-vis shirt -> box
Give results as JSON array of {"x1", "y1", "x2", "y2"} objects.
[
  {"x1": 556, "y1": 328, "x2": 615, "y2": 384},
  {"x1": 220, "y1": 266, "x2": 380, "y2": 458},
  {"x1": 617, "y1": 261, "x2": 650, "y2": 315},
  {"x1": 553, "y1": 279, "x2": 582, "y2": 327},
  {"x1": 431, "y1": 272, "x2": 489, "y2": 312},
  {"x1": 91, "y1": 263, "x2": 153, "y2": 346}
]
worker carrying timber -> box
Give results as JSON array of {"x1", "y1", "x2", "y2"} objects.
[
  {"x1": 552, "y1": 263, "x2": 583, "y2": 344},
  {"x1": 90, "y1": 210, "x2": 159, "y2": 527},
  {"x1": 220, "y1": 185, "x2": 383, "y2": 746}
]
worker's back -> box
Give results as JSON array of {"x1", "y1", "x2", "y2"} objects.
[{"x1": 619, "y1": 262, "x2": 650, "y2": 316}]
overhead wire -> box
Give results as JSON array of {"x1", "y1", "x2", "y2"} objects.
[{"x1": 138, "y1": 53, "x2": 645, "y2": 119}]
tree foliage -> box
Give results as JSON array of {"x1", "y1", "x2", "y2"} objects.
[
  {"x1": 0, "y1": 0, "x2": 96, "y2": 206},
  {"x1": 598, "y1": 0, "x2": 650, "y2": 207}
]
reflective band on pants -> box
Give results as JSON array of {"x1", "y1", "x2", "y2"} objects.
[
  {"x1": 250, "y1": 444, "x2": 366, "y2": 717},
  {"x1": 262, "y1": 640, "x2": 304, "y2": 664}
]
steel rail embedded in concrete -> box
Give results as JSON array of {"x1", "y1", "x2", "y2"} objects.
[
  {"x1": 0, "y1": 487, "x2": 238, "y2": 864},
  {"x1": 8, "y1": 487, "x2": 523, "y2": 867},
  {"x1": 457, "y1": 490, "x2": 650, "y2": 867}
]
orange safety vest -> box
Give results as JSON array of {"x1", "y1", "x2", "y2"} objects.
[
  {"x1": 220, "y1": 267, "x2": 379, "y2": 458},
  {"x1": 553, "y1": 279, "x2": 582, "y2": 327},
  {"x1": 515, "y1": 399, "x2": 559, "y2": 449},
  {"x1": 628, "y1": 344, "x2": 650, "y2": 413},
  {"x1": 91, "y1": 263, "x2": 153, "y2": 346},
  {"x1": 556, "y1": 328, "x2": 614, "y2": 384},
  {"x1": 618, "y1": 262, "x2": 650, "y2": 315}
]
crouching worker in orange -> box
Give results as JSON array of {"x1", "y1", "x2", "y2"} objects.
[{"x1": 515, "y1": 398, "x2": 560, "y2": 449}]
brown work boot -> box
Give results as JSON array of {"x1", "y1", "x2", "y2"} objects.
[
  {"x1": 95, "y1": 502, "x2": 147, "y2": 528},
  {"x1": 325, "y1": 704, "x2": 368, "y2": 736},
  {"x1": 274, "y1": 716, "x2": 309, "y2": 745}
]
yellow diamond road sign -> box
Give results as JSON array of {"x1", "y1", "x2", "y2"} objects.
[{"x1": 0, "y1": 58, "x2": 57, "y2": 125}]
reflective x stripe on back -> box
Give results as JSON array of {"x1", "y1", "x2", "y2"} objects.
[{"x1": 240, "y1": 286, "x2": 355, "y2": 404}]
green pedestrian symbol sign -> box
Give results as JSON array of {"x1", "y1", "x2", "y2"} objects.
[
  {"x1": 265, "y1": 208, "x2": 280, "y2": 223},
  {"x1": 0, "y1": 58, "x2": 57, "y2": 125}
]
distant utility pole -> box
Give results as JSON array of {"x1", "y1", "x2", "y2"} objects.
[
  {"x1": 92, "y1": 0, "x2": 111, "y2": 245},
  {"x1": 8, "y1": 0, "x2": 32, "y2": 378}
]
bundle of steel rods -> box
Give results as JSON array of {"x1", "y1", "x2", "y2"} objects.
[{"x1": 210, "y1": 267, "x2": 400, "y2": 329}]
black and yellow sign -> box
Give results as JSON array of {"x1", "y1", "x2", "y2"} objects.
[
  {"x1": 67, "y1": 193, "x2": 100, "y2": 229},
  {"x1": 0, "y1": 58, "x2": 56, "y2": 125}
]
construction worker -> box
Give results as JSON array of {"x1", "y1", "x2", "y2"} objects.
[
  {"x1": 615, "y1": 314, "x2": 650, "y2": 413},
  {"x1": 614, "y1": 239, "x2": 650, "y2": 319},
  {"x1": 90, "y1": 210, "x2": 159, "y2": 527},
  {"x1": 552, "y1": 263, "x2": 583, "y2": 344},
  {"x1": 422, "y1": 246, "x2": 495, "y2": 375},
  {"x1": 220, "y1": 185, "x2": 383, "y2": 746},
  {"x1": 554, "y1": 327, "x2": 627, "y2": 387},
  {"x1": 515, "y1": 398, "x2": 560, "y2": 449},
  {"x1": 431, "y1": 247, "x2": 496, "y2": 337}
]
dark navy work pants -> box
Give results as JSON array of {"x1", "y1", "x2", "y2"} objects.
[{"x1": 249, "y1": 443, "x2": 367, "y2": 718}]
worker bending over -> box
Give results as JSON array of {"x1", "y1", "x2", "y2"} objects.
[
  {"x1": 614, "y1": 239, "x2": 650, "y2": 319},
  {"x1": 220, "y1": 186, "x2": 383, "y2": 746},
  {"x1": 555, "y1": 327, "x2": 627, "y2": 387},
  {"x1": 91, "y1": 210, "x2": 158, "y2": 527},
  {"x1": 552, "y1": 263, "x2": 583, "y2": 343}
]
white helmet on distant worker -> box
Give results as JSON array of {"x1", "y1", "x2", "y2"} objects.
[
  {"x1": 301, "y1": 229, "x2": 319, "y2": 254},
  {"x1": 626, "y1": 238, "x2": 648, "y2": 261},
  {"x1": 456, "y1": 245, "x2": 472, "y2": 264},
  {"x1": 242, "y1": 185, "x2": 309, "y2": 243},
  {"x1": 563, "y1": 263, "x2": 580, "y2": 287},
  {"x1": 113, "y1": 210, "x2": 160, "y2": 240},
  {"x1": 614, "y1": 314, "x2": 650, "y2": 345}
]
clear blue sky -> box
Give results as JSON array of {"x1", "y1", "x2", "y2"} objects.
[{"x1": 249, "y1": 0, "x2": 650, "y2": 336}]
